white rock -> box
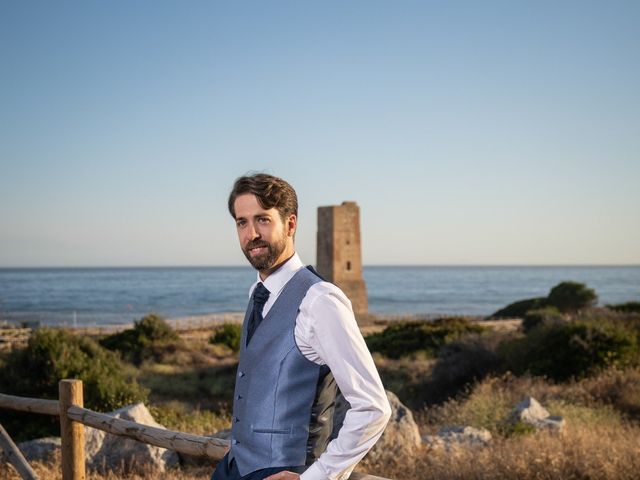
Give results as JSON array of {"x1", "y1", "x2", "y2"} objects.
[
  {"x1": 15, "y1": 437, "x2": 61, "y2": 462},
  {"x1": 422, "y1": 426, "x2": 492, "y2": 451},
  {"x1": 439, "y1": 426, "x2": 492, "y2": 445},
  {"x1": 535, "y1": 415, "x2": 566, "y2": 432},
  {"x1": 85, "y1": 402, "x2": 179, "y2": 473},
  {"x1": 511, "y1": 396, "x2": 565, "y2": 433},
  {"x1": 513, "y1": 396, "x2": 550, "y2": 423}
]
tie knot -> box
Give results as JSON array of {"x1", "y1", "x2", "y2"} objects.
[{"x1": 252, "y1": 282, "x2": 270, "y2": 306}]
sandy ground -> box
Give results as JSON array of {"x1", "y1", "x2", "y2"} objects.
[{"x1": 0, "y1": 314, "x2": 522, "y2": 353}]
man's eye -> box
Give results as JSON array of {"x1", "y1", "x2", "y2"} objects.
[
  {"x1": 258, "y1": 217, "x2": 270, "y2": 224},
  {"x1": 236, "y1": 220, "x2": 246, "y2": 227}
]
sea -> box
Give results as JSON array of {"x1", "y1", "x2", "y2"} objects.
[{"x1": 0, "y1": 266, "x2": 638, "y2": 327}]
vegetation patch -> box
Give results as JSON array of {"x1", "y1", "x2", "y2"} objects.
[
  {"x1": 502, "y1": 318, "x2": 638, "y2": 381},
  {"x1": 491, "y1": 297, "x2": 547, "y2": 318},
  {"x1": 100, "y1": 313, "x2": 181, "y2": 365},
  {"x1": 0, "y1": 328, "x2": 147, "y2": 441},
  {"x1": 491, "y1": 281, "x2": 597, "y2": 318},
  {"x1": 209, "y1": 322, "x2": 242, "y2": 353},
  {"x1": 546, "y1": 281, "x2": 597, "y2": 312},
  {"x1": 149, "y1": 401, "x2": 230, "y2": 436},
  {"x1": 139, "y1": 362, "x2": 238, "y2": 412},
  {"x1": 365, "y1": 317, "x2": 485, "y2": 359},
  {"x1": 418, "y1": 332, "x2": 508, "y2": 405},
  {"x1": 522, "y1": 306, "x2": 565, "y2": 333},
  {"x1": 607, "y1": 301, "x2": 640, "y2": 314}
]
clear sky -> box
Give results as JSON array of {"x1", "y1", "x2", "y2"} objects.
[{"x1": 1, "y1": 1, "x2": 638, "y2": 267}]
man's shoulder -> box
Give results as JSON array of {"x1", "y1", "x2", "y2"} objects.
[
  {"x1": 303, "y1": 280, "x2": 352, "y2": 311},
  {"x1": 290, "y1": 264, "x2": 353, "y2": 314}
]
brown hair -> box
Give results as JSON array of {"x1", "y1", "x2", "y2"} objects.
[{"x1": 228, "y1": 173, "x2": 298, "y2": 220}]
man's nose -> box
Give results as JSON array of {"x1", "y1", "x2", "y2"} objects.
[{"x1": 247, "y1": 222, "x2": 260, "y2": 241}]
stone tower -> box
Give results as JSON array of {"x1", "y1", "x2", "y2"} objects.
[{"x1": 316, "y1": 201, "x2": 368, "y2": 315}]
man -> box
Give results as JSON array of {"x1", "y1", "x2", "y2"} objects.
[{"x1": 212, "y1": 174, "x2": 391, "y2": 480}]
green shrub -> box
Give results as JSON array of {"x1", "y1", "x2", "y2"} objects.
[
  {"x1": 490, "y1": 297, "x2": 547, "y2": 319},
  {"x1": 522, "y1": 306, "x2": 565, "y2": 333},
  {"x1": 547, "y1": 281, "x2": 597, "y2": 312},
  {"x1": 491, "y1": 281, "x2": 598, "y2": 318},
  {"x1": 100, "y1": 313, "x2": 180, "y2": 365},
  {"x1": 139, "y1": 362, "x2": 239, "y2": 412},
  {"x1": 607, "y1": 302, "x2": 640, "y2": 314},
  {"x1": 502, "y1": 319, "x2": 638, "y2": 381},
  {"x1": 135, "y1": 313, "x2": 179, "y2": 342},
  {"x1": 100, "y1": 328, "x2": 139, "y2": 360},
  {"x1": 415, "y1": 332, "x2": 507, "y2": 406},
  {"x1": 365, "y1": 318, "x2": 485, "y2": 360},
  {"x1": 0, "y1": 328, "x2": 148, "y2": 441},
  {"x1": 210, "y1": 323, "x2": 242, "y2": 353}
]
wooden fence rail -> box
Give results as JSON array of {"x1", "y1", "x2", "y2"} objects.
[
  {"x1": 0, "y1": 393, "x2": 58, "y2": 416},
  {"x1": 65, "y1": 405, "x2": 228, "y2": 459},
  {"x1": 0, "y1": 380, "x2": 390, "y2": 480},
  {"x1": 0, "y1": 423, "x2": 37, "y2": 480}
]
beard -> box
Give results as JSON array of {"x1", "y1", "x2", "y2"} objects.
[{"x1": 242, "y1": 234, "x2": 288, "y2": 272}]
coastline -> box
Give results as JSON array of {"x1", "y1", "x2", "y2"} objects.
[
  {"x1": 0, "y1": 310, "x2": 491, "y2": 332},
  {"x1": 0, "y1": 312, "x2": 521, "y2": 354}
]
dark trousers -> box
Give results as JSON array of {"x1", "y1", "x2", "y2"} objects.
[{"x1": 211, "y1": 454, "x2": 305, "y2": 480}]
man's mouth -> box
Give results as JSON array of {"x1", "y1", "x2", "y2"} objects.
[{"x1": 247, "y1": 245, "x2": 268, "y2": 257}]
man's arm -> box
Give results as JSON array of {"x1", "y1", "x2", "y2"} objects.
[{"x1": 296, "y1": 285, "x2": 392, "y2": 480}]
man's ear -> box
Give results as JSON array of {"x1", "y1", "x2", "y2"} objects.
[{"x1": 287, "y1": 214, "x2": 297, "y2": 237}]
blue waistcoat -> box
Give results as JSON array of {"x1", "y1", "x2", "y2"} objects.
[{"x1": 229, "y1": 267, "x2": 337, "y2": 476}]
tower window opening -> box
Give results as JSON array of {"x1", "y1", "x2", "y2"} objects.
[{"x1": 346, "y1": 261, "x2": 351, "y2": 271}]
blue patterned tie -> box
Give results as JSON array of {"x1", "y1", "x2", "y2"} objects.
[{"x1": 246, "y1": 282, "x2": 270, "y2": 345}]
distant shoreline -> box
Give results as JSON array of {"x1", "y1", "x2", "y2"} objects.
[
  {"x1": 1, "y1": 312, "x2": 246, "y2": 332},
  {"x1": 1, "y1": 264, "x2": 640, "y2": 270},
  {"x1": 1, "y1": 311, "x2": 495, "y2": 334}
]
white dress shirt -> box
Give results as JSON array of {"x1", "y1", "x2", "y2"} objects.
[{"x1": 248, "y1": 253, "x2": 391, "y2": 480}]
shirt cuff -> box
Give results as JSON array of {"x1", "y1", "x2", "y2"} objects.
[
  {"x1": 301, "y1": 462, "x2": 328, "y2": 480},
  {"x1": 302, "y1": 461, "x2": 354, "y2": 480}
]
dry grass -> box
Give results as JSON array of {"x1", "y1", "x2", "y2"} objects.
[
  {"x1": 149, "y1": 401, "x2": 230, "y2": 436},
  {"x1": 0, "y1": 451, "x2": 214, "y2": 479},
  {"x1": 476, "y1": 318, "x2": 522, "y2": 333},
  {"x1": 563, "y1": 367, "x2": 640, "y2": 418},
  {"x1": 361, "y1": 422, "x2": 640, "y2": 480},
  {"x1": 4, "y1": 421, "x2": 639, "y2": 480},
  {"x1": 369, "y1": 368, "x2": 640, "y2": 479},
  {"x1": 0, "y1": 327, "x2": 30, "y2": 352},
  {"x1": 419, "y1": 368, "x2": 640, "y2": 432},
  {"x1": 2, "y1": 320, "x2": 639, "y2": 480}
]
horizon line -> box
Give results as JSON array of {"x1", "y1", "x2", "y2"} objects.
[{"x1": 1, "y1": 263, "x2": 639, "y2": 270}]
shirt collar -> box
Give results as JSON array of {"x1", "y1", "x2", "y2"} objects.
[{"x1": 250, "y1": 252, "x2": 305, "y2": 298}]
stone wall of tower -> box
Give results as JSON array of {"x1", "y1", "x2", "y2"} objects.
[{"x1": 316, "y1": 201, "x2": 368, "y2": 315}]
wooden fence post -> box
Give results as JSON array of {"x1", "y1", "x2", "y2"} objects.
[{"x1": 59, "y1": 380, "x2": 85, "y2": 480}]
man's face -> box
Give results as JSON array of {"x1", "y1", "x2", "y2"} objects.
[{"x1": 233, "y1": 194, "x2": 296, "y2": 275}]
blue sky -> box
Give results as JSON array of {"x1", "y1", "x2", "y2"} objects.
[{"x1": 1, "y1": 1, "x2": 638, "y2": 267}]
